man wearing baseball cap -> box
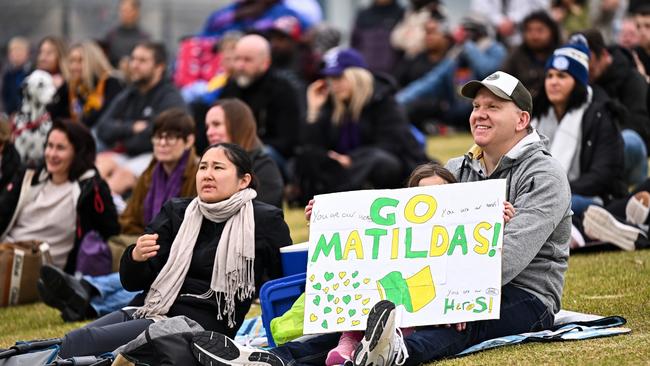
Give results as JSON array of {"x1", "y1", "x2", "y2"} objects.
[
  {"x1": 184, "y1": 71, "x2": 573, "y2": 365},
  {"x1": 349, "y1": 70, "x2": 573, "y2": 364}
]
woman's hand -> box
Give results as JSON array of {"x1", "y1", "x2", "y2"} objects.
[
  {"x1": 503, "y1": 201, "x2": 515, "y2": 223},
  {"x1": 307, "y1": 79, "x2": 329, "y2": 115},
  {"x1": 305, "y1": 199, "x2": 315, "y2": 221},
  {"x1": 328, "y1": 151, "x2": 352, "y2": 168},
  {"x1": 132, "y1": 233, "x2": 160, "y2": 262}
]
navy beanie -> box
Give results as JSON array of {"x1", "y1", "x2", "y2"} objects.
[{"x1": 545, "y1": 34, "x2": 590, "y2": 86}]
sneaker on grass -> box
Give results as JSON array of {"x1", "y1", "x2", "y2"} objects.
[
  {"x1": 191, "y1": 331, "x2": 285, "y2": 366},
  {"x1": 352, "y1": 300, "x2": 409, "y2": 366},
  {"x1": 583, "y1": 205, "x2": 646, "y2": 251}
]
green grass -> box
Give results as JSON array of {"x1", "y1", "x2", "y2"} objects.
[{"x1": 1, "y1": 134, "x2": 648, "y2": 365}]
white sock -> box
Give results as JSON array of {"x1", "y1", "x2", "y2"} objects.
[{"x1": 625, "y1": 196, "x2": 649, "y2": 226}]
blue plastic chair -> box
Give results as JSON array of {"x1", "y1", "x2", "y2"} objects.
[{"x1": 259, "y1": 272, "x2": 307, "y2": 347}]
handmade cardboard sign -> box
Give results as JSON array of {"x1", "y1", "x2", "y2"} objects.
[{"x1": 303, "y1": 179, "x2": 506, "y2": 334}]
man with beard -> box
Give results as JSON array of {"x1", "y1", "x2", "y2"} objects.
[
  {"x1": 502, "y1": 11, "x2": 562, "y2": 99},
  {"x1": 220, "y1": 34, "x2": 302, "y2": 173},
  {"x1": 96, "y1": 42, "x2": 186, "y2": 196}
]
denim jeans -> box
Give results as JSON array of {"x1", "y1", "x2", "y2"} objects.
[
  {"x1": 270, "y1": 284, "x2": 554, "y2": 366},
  {"x1": 571, "y1": 194, "x2": 599, "y2": 217},
  {"x1": 84, "y1": 272, "x2": 139, "y2": 317},
  {"x1": 622, "y1": 129, "x2": 648, "y2": 189}
]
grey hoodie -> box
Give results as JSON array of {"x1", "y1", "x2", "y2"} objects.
[{"x1": 446, "y1": 131, "x2": 571, "y2": 314}]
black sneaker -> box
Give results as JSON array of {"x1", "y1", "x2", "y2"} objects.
[
  {"x1": 191, "y1": 331, "x2": 285, "y2": 366},
  {"x1": 352, "y1": 300, "x2": 408, "y2": 366}
]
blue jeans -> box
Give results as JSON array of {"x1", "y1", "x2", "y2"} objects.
[
  {"x1": 84, "y1": 273, "x2": 139, "y2": 317},
  {"x1": 270, "y1": 285, "x2": 553, "y2": 366},
  {"x1": 571, "y1": 194, "x2": 599, "y2": 217},
  {"x1": 622, "y1": 129, "x2": 648, "y2": 188}
]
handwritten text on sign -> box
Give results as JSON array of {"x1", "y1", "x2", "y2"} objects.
[{"x1": 303, "y1": 180, "x2": 506, "y2": 334}]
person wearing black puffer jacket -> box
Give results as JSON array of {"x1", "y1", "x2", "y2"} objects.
[
  {"x1": 290, "y1": 48, "x2": 427, "y2": 205},
  {"x1": 532, "y1": 35, "x2": 626, "y2": 218}
]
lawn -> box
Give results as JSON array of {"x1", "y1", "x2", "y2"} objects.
[{"x1": 1, "y1": 134, "x2": 648, "y2": 365}]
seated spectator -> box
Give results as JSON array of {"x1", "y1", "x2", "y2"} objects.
[
  {"x1": 35, "y1": 36, "x2": 67, "y2": 89},
  {"x1": 351, "y1": 0, "x2": 404, "y2": 75},
  {"x1": 96, "y1": 41, "x2": 186, "y2": 196},
  {"x1": 54, "y1": 143, "x2": 292, "y2": 358},
  {"x1": 0, "y1": 120, "x2": 119, "y2": 273},
  {"x1": 38, "y1": 108, "x2": 198, "y2": 322},
  {"x1": 200, "y1": 0, "x2": 311, "y2": 38},
  {"x1": 103, "y1": 0, "x2": 150, "y2": 72},
  {"x1": 391, "y1": 0, "x2": 446, "y2": 58},
  {"x1": 1, "y1": 36, "x2": 31, "y2": 116},
  {"x1": 583, "y1": 29, "x2": 650, "y2": 188},
  {"x1": 289, "y1": 48, "x2": 427, "y2": 205},
  {"x1": 219, "y1": 34, "x2": 302, "y2": 172},
  {"x1": 618, "y1": 15, "x2": 641, "y2": 50},
  {"x1": 551, "y1": 0, "x2": 591, "y2": 39},
  {"x1": 206, "y1": 98, "x2": 283, "y2": 208},
  {"x1": 634, "y1": 6, "x2": 650, "y2": 77},
  {"x1": 393, "y1": 17, "x2": 452, "y2": 130},
  {"x1": 0, "y1": 116, "x2": 21, "y2": 191},
  {"x1": 531, "y1": 35, "x2": 626, "y2": 217},
  {"x1": 502, "y1": 11, "x2": 562, "y2": 99},
  {"x1": 470, "y1": 0, "x2": 548, "y2": 47},
  {"x1": 396, "y1": 14, "x2": 507, "y2": 129},
  {"x1": 48, "y1": 41, "x2": 124, "y2": 128}
]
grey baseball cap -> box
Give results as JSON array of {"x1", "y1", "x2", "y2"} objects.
[{"x1": 460, "y1": 71, "x2": 532, "y2": 113}]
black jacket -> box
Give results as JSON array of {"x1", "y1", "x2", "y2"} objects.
[
  {"x1": 96, "y1": 80, "x2": 186, "y2": 156},
  {"x1": 0, "y1": 143, "x2": 21, "y2": 191},
  {"x1": 48, "y1": 77, "x2": 124, "y2": 128},
  {"x1": 596, "y1": 46, "x2": 650, "y2": 149},
  {"x1": 302, "y1": 75, "x2": 427, "y2": 177},
  {"x1": 571, "y1": 87, "x2": 626, "y2": 202},
  {"x1": 220, "y1": 70, "x2": 301, "y2": 158},
  {"x1": 250, "y1": 148, "x2": 283, "y2": 209},
  {"x1": 0, "y1": 166, "x2": 120, "y2": 274},
  {"x1": 119, "y1": 198, "x2": 292, "y2": 337}
]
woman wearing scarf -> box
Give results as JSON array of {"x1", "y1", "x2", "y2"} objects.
[
  {"x1": 531, "y1": 34, "x2": 626, "y2": 217},
  {"x1": 48, "y1": 41, "x2": 123, "y2": 128},
  {"x1": 57, "y1": 142, "x2": 292, "y2": 358}
]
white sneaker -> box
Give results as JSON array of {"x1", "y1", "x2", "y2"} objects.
[
  {"x1": 583, "y1": 206, "x2": 644, "y2": 251},
  {"x1": 352, "y1": 300, "x2": 409, "y2": 366},
  {"x1": 191, "y1": 331, "x2": 285, "y2": 366}
]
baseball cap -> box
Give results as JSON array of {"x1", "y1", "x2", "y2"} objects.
[
  {"x1": 460, "y1": 71, "x2": 533, "y2": 113},
  {"x1": 320, "y1": 47, "x2": 367, "y2": 77}
]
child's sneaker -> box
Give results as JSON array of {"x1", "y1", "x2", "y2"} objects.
[
  {"x1": 191, "y1": 331, "x2": 285, "y2": 366},
  {"x1": 352, "y1": 300, "x2": 409, "y2": 366},
  {"x1": 326, "y1": 331, "x2": 363, "y2": 365}
]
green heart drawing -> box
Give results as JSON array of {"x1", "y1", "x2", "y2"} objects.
[
  {"x1": 324, "y1": 306, "x2": 332, "y2": 314},
  {"x1": 342, "y1": 295, "x2": 352, "y2": 304},
  {"x1": 352, "y1": 271, "x2": 359, "y2": 278},
  {"x1": 321, "y1": 319, "x2": 328, "y2": 329},
  {"x1": 324, "y1": 272, "x2": 334, "y2": 281},
  {"x1": 352, "y1": 282, "x2": 360, "y2": 289},
  {"x1": 313, "y1": 283, "x2": 322, "y2": 290},
  {"x1": 327, "y1": 294, "x2": 334, "y2": 302},
  {"x1": 313, "y1": 295, "x2": 321, "y2": 306},
  {"x1": 348, "y1": 309, "x2": 357, "y2": 317}
]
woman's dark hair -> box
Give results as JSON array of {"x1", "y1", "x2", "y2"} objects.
[
  {"x1": 406, "y1": 162, "x2": 457, "y2": 187},
  {"x1": 521, "y1": 10, "x2": 562, "y2": 52},
  {"x1": 153, "y1": 108, "x2": 195, "y2": 139},
  {"x1": 201, "y1": 142, "x2": 257, "y2": 190},
  {"x1": 532, "y1": 75, "x2": 589, "y2": 118},
  {"x1": 46, "y1": 119, "x2": 97, "y2": 181}
]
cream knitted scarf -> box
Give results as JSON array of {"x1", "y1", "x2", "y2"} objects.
[{"x1": 133, "y1": 188, "x2": 257, "y2": 327}]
